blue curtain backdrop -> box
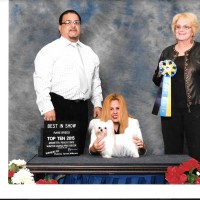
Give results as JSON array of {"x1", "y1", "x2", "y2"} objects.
[
  {"x1": 9, "y1": 0, "x2": 198, "y2": 186},
  {"x1": 9, "y1": 0, "x2": 200, "y2": 162},
  {"x1": 50, "y1": 174, "x2": 166, "y2": 184}
]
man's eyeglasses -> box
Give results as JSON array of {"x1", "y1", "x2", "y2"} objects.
[
  {"x1": 175, "y1": 25, "x2": 192, "y2": 30},
  {"x1": 61, "y1": 20, "x2": 81, "y2": 26}
]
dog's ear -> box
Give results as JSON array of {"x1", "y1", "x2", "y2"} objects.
[
  {"x1": 88, "y1": 119, "x2": 100, "y2": 132},
  {"x1": 107, "y1": 120, "x2": 114, "y2": 127},
  {"x1": 106, "y1": 120, "x2": 114, "y2": 133}
]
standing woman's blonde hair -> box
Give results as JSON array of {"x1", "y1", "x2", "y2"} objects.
[
  {"x1": 100, "y1": 93, "x2": 133, "y2": 133},
  {"x1": 171, "y1": 12, "x2": 199, "y2": 37}
]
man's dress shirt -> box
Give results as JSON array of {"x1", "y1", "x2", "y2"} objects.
[{"x1": 33, "y1": 36, "x2": 103, "y2": 115}]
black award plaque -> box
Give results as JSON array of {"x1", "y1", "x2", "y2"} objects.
[{"x1": 38, "y1": 121, "x2": 80, "y2": 157}]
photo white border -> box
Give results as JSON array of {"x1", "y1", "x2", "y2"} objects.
[{"x1": 1, "y1": 0, "x2": 199, "y2": 199}]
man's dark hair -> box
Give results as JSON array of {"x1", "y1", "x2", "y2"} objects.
[{"x1": 59, "y1": 10, "x2": 82, "y2": 25}]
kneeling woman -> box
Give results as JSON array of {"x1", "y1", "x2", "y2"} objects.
[{"x1": 89, "y1": 93, "x2": 146, "y2": 155}]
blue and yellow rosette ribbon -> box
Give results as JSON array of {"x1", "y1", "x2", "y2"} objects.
[{"x1": 159, "y1": 60, "x2": 177, "y2": 116}]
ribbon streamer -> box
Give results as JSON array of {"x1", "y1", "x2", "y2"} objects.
[
  {"x1": 152, "y1": 60, "x2": 177, "y2": 117},
  {"x1": 160, "y1": 60, "x2": 177, "y2": 116}
]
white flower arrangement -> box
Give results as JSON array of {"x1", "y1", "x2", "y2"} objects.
[
  {"x1": 8, "y1": 159, "x2": 26, "y2": 169},
  {"x1": 8, "y1": 158, "x2": 60, "y2": 184},
  {"x1": 8, "y1": 159, "x2": 35, "y2": 184},
  {"x1": 11, "y1": 168, "x2": 35, "y2": 184}
]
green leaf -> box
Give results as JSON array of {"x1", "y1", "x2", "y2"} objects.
[
  {"x1": 188, "y1": 167, "x2": 196, "y2": 174},
  {"x1": 9, "y1": 163, "x2": 19, "y2": 172},
  {"x1": 187, "y1": 173, "x2": 197, "y2": 184},
  {"x1": 8, "y1": 178, "x2": 12, "y2": 184},
  {"x1": 44, "y1": 174, "x2": 51, "y2": 182},
  {"x1": 55, "y1": 174, "x2": 65, "y2": 181}
]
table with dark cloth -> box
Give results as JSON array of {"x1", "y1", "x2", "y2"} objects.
[{"x1": 27, "y1": 154, "x2": 192, "y2": 184}]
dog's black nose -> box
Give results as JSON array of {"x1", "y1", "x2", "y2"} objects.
[{"x1": 98, "y1": 127, "x2": 103, "y2": 132}]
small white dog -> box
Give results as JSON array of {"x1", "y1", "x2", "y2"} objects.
[{"x1": 89, "y1": 119, "x2": 139, "y2": 158}]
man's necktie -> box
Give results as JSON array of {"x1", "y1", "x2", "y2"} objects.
[{"x1": 72, "y1": 43, "x2": 88, "y2": 94}]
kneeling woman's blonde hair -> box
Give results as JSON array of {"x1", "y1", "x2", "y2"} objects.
[{"x1": 100, "y1": 93, "x2": 134, "y2": 134}]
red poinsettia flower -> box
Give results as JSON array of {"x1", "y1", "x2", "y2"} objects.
[
  {"x1": 179, "y1": 173, "x2": 188, "y2": 183},
  {"x1": 36, "y1": 179, "x2": 58, "y2": 184},
  {"x1": 179, "y1": 158, "x2": 199, "y2": 173},
  {"x1": 36, "y1": 175, "x2": 58, "y2": 184},
  {"x1": 36, "y1": 179, "x2": 48, "y2": 184},
  {"x1": 8, "y1": 170, "x2": 16, "y2": 178},
  {"x1": 48, "y1": 179, "x2": 58, "y2": 184},
  {"x1": 165, "y1": 166, "x2": 183, "y2": 184},
  {"x1": 195, "y1": 177, "x2": 200, "y2": 184},
  {"x1": 165, "y1": 158, "x2": 200, "y2": 184}
]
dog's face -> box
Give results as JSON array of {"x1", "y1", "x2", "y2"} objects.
[
  {"x1": 95, "y1": 120, "x2": 114, "y2": 138},
  {"x1": 98, "y1": 124, "x2": 107, "y2": 133}
]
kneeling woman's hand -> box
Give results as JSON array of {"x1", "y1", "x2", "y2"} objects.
[
  {"x1": 90, "y1": 134, "x2": 105, "y2": 154},
  {"x1": 133, "y1": 136, "x2": 147, "y2": 155}
]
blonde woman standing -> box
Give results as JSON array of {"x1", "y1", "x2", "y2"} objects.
[{"x1": 152, "y1": 13, "x2": 200, "y2": 161}]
